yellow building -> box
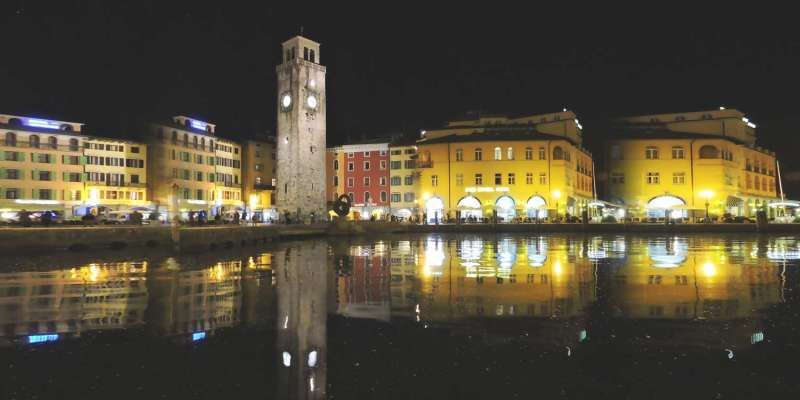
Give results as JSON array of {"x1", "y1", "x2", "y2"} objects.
[
  {"x1": 211, "y1": 137, "x2": 244, "y2": 217},
  {"x1": 389, "y1": 141, "x2": 418, "y2": 220},
  {"x1": 416, "y1": 110, "x2": 594, "y2": 222},
  {"x1": 82, "y1": 136, "x2": 148, "y2": 216},
  {"x1": 146, "y1": 116, "x2": 223, "y2": 220},
  {"x1": 242, "y1": 135, "x2": 277, "y2": 222},
  {"x1": 605, "y1": 109, "x2": 778, "y2": 220},
  {"x1": 0, "y1": 114, "x2": 85, "y2": 219}
]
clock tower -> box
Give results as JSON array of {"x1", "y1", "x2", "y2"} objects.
[{"x1": 275, "y1": 35, "x2": 327, "y2": 221}]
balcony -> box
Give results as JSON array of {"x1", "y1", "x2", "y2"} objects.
[
  {"x1": 254, "y1": 183, "x2": 275, "y2": 191},
  {"x1": 416, "y1": 160, "x2": 433, "y2": 168},
  {"x1": 85, "y1": 181, "x2": 147, "y2": 188},
  {"x1": 2, "y1": 142, "x2": 81, "y2": 152}
]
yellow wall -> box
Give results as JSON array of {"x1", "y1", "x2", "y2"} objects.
[
  {"x1": 417, "y1": 138, "x2": 594, "y2": 219},
  {"x1": 84, "y1": 137, "x2": 148, "y2": 209},
  {"x1": 388, "y1": 145, "x2": 418, "y2": 214}
]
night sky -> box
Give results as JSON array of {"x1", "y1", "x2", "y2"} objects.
[{"x1": 2, "y1": 2, "x2": 799, "y2": 194}]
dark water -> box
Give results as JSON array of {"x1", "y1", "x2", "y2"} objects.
[{"x1": 1, "y1": 234, "x2": 799, "y2": 399}]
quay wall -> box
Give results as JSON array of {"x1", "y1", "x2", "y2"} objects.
[{"x1": 1, "y1": 222, "x2": 798, "y2": 254}]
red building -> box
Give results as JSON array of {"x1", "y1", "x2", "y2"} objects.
[{"x1": 329, "y1": 140, "x2": 391, "y2": 220}]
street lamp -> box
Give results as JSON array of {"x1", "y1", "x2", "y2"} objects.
[
  {"x1": 552, "y1": 190, "x2": 562, "y2": 221},
  {"x1": 700, "y1": 190, "x2": 713, "y2": 222}
]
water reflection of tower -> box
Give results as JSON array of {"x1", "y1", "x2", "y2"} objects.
[{"x1": 275, "y1": 241, "x2": 330, "y2": 400}]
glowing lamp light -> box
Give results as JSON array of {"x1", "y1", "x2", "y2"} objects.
[
  {"x1": 26, "y1": 118, "x2": 61, "y2": 130},
  {"x1": 249, "y1": 194, "x2": 259, "y2": 209},
  {"x1": 700, "y1": 190, "x2": 714, "y2": 200},
  {"x1": 422, "y1": 192, "x2": 431, "y2": 200},
  {"x1": 15, "y1": 199, "x2": 60, "y2": 205},
  {"x1": 190, "y1": 120, "x2": 207, "y2": 131},
  {"x1": 552, "y1": 190, "x2": 561, "y2": 200},
  {"x1": 702, "y1": 261, "x2": 716, "y2": 277},
  {"x1": 282, "y1": 351, "x2": 292, "y2": 367},
  {"x1": 28, "y1": 334, "x2": 59, "y2": 344},
  {"x1": 191, "y1": 331, "x2": 206, "y2": 341},
  {"x1": 719, "y1": 106, "x2": 726, "y2": 110}
]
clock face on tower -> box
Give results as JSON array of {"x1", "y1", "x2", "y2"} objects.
[
  {"x1": 280, "y1": 92, "x2": 292, "y2": 111},
  {"x1": 306, "y1": 94, "x2": 318, "y2": 110}
]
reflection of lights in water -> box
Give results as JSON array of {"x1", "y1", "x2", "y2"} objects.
[
  {"x1": 309, "y1": 376, "x2": 315, "y2": 392},
  {"x1": 424, "y1": 238, "x2": 445, "y2": 277},
  {"x1": 191, "y1": 331, "x2": 206, "y2": 341},
  {"x1": 579, "y1": 330, "x2": 588, "y2": 342},
  {"x1": 528, "y1": 237, "x2": 547, "y2": 267},
  {"x1": 308, "y1": 350, "x2": 318, "y2": 367},
  {"x1": 751, "y1": 332, "x2": 765, "y2": 344},
  {"x1": 554, "y1": 260, "x2": 563, "y2": 276},
  {"x1": 397, "y1": 240, "x2": 411, "y2": 253},
  {"x1": 282, "y1": 351, "x2": 292, "y2": 367},
  {"x1": 766, "y1": 238, "x2": 800, "y2": 261},
  {"x1": 28, "y1": 334, "x2": 59, "y2": 344},
  {"x1": 648, "y1": 238, "x2": 688, "y2": 268},
  {"x1": 566, "y1": 346, "x2": 571, "y2": 357},
  {"x1": 282, "y1": 315, "x2": 288, "y2": 329},
  {"x1": 496, "y1": 304, "x2": 504, "y2": 316},
  {"x1": 497, "y1": 238, "x2": 517, "y2": 271},
  {"x1": 702, "y1": 261, "x2": 716, "y2": 277}
]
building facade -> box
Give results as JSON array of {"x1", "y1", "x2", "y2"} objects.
[
  {"x1": 328, "y1": 141, "x2": 391, "y2": 220},
  {"x1": 211, "y1": 138, "x2": 244, "y2": 217},
  {"x1": 388, "y1": 142, "x2": 418, "y2": 220},
  {"x1": 242, "y1": 135, "x2": 277, "y2": 222},
  {"x1": 82, "y1": 137, "x2": 148, "y2": 216},
  {"x1": 275, "y1": 35, "x2": 327, "y2": 221},
  {"x1": 416, "y1": 110, "x2": 595, "y2": 223},
  {"x1": 146, "y1": 116, "x2": 221, "y2": 220},
  {"x1": 605, "y1": 109, "x2": 779, "y2": 220}
]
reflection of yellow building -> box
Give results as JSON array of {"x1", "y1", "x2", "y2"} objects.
[
  {"x1": 608, "y1": 237, "x2": 783, "y2": 320},
  {"x1": 606, "y1": 109, "x2": 779, "y2": 219},
  {"x1": 0, "y1": 262, "x2": 148, "y2": 342},
  {"x1": 417, "y1": 111, "x2": 594, "y2": 222}
]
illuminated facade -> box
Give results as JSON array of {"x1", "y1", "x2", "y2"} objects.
[
  {"x1": 242, "y1": 135, "x2": 277, "y2": 221},
  {"x1": 146, "y1": 116, "x2": 224, "y2": 218},
  {"x1": 0, "y1": 114, "x2": 86, "y2": 218},
  {"x1": 605, "y1": 109, "x2": 779, "y2": 219},
  {"x1": 211, "y1": 137, "x2": 244, "y2": 216},
  {"x1": 327, "y1": 140, "x2": 391, "y2": 220},
  {"x1": 82, "y1": 136, "x2": 148, "y2": 215},
  {"x1": 416, "y1": 110, "x2": 595, "y2": 222},
  {"x1": 388, "y1": 142, "x2": 418, "y2": 219}
]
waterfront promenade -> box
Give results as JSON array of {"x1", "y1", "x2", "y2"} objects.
[{"x1": 1, "y1": 221, "x2": 800, "y2": 254}]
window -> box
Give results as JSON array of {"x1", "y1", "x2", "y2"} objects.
[
  {"x1": 69, "y1": 138, "x2": 79, "y2": 151},
  {"x1": 364, "y1": 151, "x2": 370, "y2": 157},
  {"x1": 131, "y1": 174, "x2": 140, "y2": 184},
  {"x1": 474, "y1": 148, "x2": 482, "y2": 161},
  {"x1": 364, "y1": 177, "x2": 370, "y2": 186},
  {"x1": 391, "y1": 176, "x2": 401, "y2": 186},
  {"x1": 380, "y1": 160, "x2": 387, "y2": 170},
  {"x1": 455, "y1": 148, "x2": 463, "y2": 161},
  {"x1": 196, "y1": 171, "x2": 203, "y2": 181},
  {"x1": 525, "y1": 147, "x2": 533, "y2": 160},
  {"x1": 3, "y1": 169, "x2": 20, "y2": 179},
  {"x1": 391, "y1": 150, "x2": 401, "y2": 155},
  {"x1": 38, "y1": 189, "x2": 52, "y2": 200},
  {"x1": 646, "y1": 172, "x2": 660, "y2": 184},
  {"x1": 431, "y1": 175, "x2": 438, "y2": 187},
  {"x1": 333, "y1": 176, "x2": 339, "y2": 186},
  {"x1": 456, "y1": 173, "x2": 463, "y2": 186},
  {"x1": 5, "y1": 188, "x2": 19, "y2": 199},
  {"x1": 553, "y1": 146, "x2": 564, "y2": 160},
  {"x1": 391, "y1": 193, "x2": 401, "y2": 202},
  {"x1": 610, "y1": 172, "x2": 625, "y2": 184},
  {"x1": 539, "y1": 173, "x2": 547, "y2": 185},
  {"x1": 494, "y1": 173, "x2": 502, "y2": 185},
  {"x1": 404, "y1": 160, "x2": 415, "y2": 169},
  {"x1": 380, "y1": 191, "x2": 387, "y2": 202},
  {"x1": 508, "y1": 173, "x2": 515, "y2": 185},
  {"x1": 671, "y1": 146, "x2": 685, "y2": 159},
  {"x1": 47, "y1": 136, "x2": 57, "y2": 149},
  {"x1": 379, "y1": 150, "x2": 387, "y2": 156},
  {"x1": 347, "y1": 192, "x2": 354, "y2": 202},
  {"x1": 379, "y1": 177, "x2": 386, "y2": 186},
  {"x1": 698, "y1": 145, "x2": 720, "y2": 159},
  {"x1": 494, "y1": 147, "x2": 502, "y2": 160},
  {"x1": 645, "y1": 146, "x2": 659, "y2": 159},
  {"x1": 539, "y1": 147, "x2": 546, "y2": 160},
  {"x1": 29, "y1": 135, "x2": 40, "y2": 148},
  {"x1": 404, "y1": 176, "x2": 413, "y2": 185},
  {"x1": 183, "y1": 134, "x2": 189, "y2": 147},
  {"x1": 65, "y1": 172, "x2": 81, "y2": 182},
  {"x1": 347, "y1": 152, "x2": 354, "y2": 158},
  {"x1": 38, "y1": 171, "x2": 52, "y2": 181},
  {"x1": 475, "y1": 173, "x2": 483, "y2": 185},
  {"x1": 333, "y1": 160, "x2": 339, "y2": 170},
  {"x1": 36, "y1": 153, "x2": 51, "y2": 163},
  {"x1": 347, "y1": 162, "x2": 354, "y2": 171},
  {"x1": 347, "y1": 177, "x2": 354, "y2": 187},
  {"x1": 255, "y1": 163, "x2": 263, "y2": 171},
  {"x1": 5, "y1": 132, "x2": 16, "y2": 146},
  {"x1": 526, "y1": 173, "x2": 533, "y2": 184},
  {"x1": 507, "y1": 147, "x2": 514, "y2": 160},
  {"x1": 364, "y1": 192, "x2": 371, "y2": 203},
  {"x1": 363, "y1": 161, "x2": 371, "y2": 171},
  {"x1": 63, "y1": 155, "x2": 80, "y2": 165},
  {"x1": 610, "y1": 144, "x2": 622, "y2": 160},
  {"x1": 673, "y1": 172, "x2": 686, "y2": 184},
  {"x1": 390, "y1": 160, "x2": 401, "y2": 169},
  {"x1": 404, "y1": 148, "x2": 416, "y2": 155},
  {"x1": 404, "y1": 192, "x2": 415, "y2": 202}
]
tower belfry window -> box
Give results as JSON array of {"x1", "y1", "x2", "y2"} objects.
[
  {"x1": 303, "y1": 47, "x2": 309, "y2": 60},
  {"x1": 310, "y1": 49, "x2": 315, "y2": 63}
]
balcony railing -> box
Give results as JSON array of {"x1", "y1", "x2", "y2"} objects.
[
  {"x1": 2, "y1": 142, "x2": 81, "y2": 152},
  {"x1": 416, "y1": 160, "x2": 433, "y2": 168},
  {"x1": 85, "y1": 181, "x2": 147, "y2": 188}
]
